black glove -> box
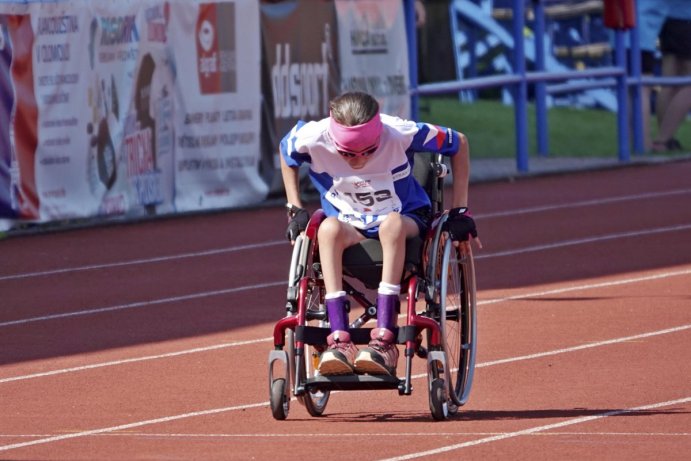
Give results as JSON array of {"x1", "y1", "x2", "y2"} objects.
[
  {"x1": 443, "y1": 207, "x2": 478, "y2": 242},
  {"x1": 285, "y1": 205, "x2": 310, "y2": 242}
]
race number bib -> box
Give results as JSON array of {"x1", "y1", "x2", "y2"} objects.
[{"x1": 326, "y1": 173, "x2": 402, "y2": 229}]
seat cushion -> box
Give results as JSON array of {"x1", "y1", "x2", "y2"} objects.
[{"x1": 342, "y1": 237, "x2": 423, "y2": 289}]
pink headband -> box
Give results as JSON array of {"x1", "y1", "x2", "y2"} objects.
[{"x1": 328, "y1": 112, "x2": 382, "y2": 155}]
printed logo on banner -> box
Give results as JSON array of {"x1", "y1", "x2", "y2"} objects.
[
  {"x1": 145, "y1": 2, "x2": 170, "y2": 43},
  {"x1": 123, "y1": 53, "x2": 164, "y2": 211},
  {"x1": 350, "y1": 8, "x2": 388, "y2": 55},
  {"x1": 271, "y1": 23, "x2": 334, "y2": 120},
  {"x1": 196, "y1": 3, "x2": 236, "y2": 94}
]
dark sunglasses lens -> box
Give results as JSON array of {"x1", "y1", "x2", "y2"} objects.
[{"x1": 338, "y1": 146, "x2": 376, "y2": 158}]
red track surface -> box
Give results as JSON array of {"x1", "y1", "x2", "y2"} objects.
[{"x1": 1, "y1": 161, "x2": 690, "y2": 460}]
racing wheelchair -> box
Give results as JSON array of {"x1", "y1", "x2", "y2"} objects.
[{"x1": 268, "y1": 153, "x2": 478, "y2": 420}]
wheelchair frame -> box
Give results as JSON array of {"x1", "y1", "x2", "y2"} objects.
[{"x1": 268, "y1": 154, "x2": 478, "y2": 420}]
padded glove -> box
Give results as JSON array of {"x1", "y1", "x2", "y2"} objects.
[
  {"x1": 443, "y1": 207, "x2": 478, "y2": 242},
  {"x1": 285, "y1": 206, "x2": 310, "y2": 242}
]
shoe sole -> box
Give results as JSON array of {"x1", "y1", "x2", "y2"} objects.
[
  {"x1": 318, "y1": 353, "x2": 354, "y2": 376},
  {"x1": 354, "y1": 351, "x2": 395, "y2": 376}
]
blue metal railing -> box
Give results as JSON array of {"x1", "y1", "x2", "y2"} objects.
[{"x1": 406, "y1": 0, "x2": 691, "y2": 173}]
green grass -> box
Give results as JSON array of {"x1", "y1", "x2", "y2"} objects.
[{"x1": 418, "y1": 96, "x2": 691, "y2": 159}]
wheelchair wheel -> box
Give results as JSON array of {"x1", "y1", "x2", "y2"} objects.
[
  {"x1": 289, "y1": 322, "x2": 330, "y2": 416},
  {"x1": 439, "y1": 238, "x2": 478, "y2": 407},
  {"x1": 428, "y1": 377, "x2": 449, "y2": 421},
  {"x1": 270, "y1": 378, "x2": 289, "y2": 420},
  {"x1": 287, "y1": 235, "x2": 330, "y2": 416}
]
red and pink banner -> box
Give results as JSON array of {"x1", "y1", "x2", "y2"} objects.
[{"x1": 1, "y1": 14, "x2": 39, "y2": 221}]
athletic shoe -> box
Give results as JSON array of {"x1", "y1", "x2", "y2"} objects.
[
  {"x1": 317, "y1": 330, "x2": 358, "y2": 375},
  {"x1": 354, "y1": 328, "x2": 399, "y2": 376},
  {"x1": 652, "y1": 138, "x2": 684, "y2": 152}
]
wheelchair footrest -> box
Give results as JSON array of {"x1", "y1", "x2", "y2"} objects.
[
  {"x1": 304, "y1": 374, "x2": 403, "y2": 392},
  {"x1": 297, "y1": 325, "x2": 419, "y2": 346}
]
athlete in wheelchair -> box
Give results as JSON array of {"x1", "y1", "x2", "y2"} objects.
[{"x1": 269, "y1": 91, "x2": 479, "y2": 420}]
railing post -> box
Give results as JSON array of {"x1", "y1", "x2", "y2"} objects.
[
  {"x1": 629, "y1": 20, "x2": 644, "y2": 154},
  {"x1": 533, "y1": 0, "x2": 548, "y2": 156},
  {"x1": 466, "y1": 1, "x2": 479, "y2": 102},
  {"x1": 512, "y1": 0, "x2": 529, "y2": 172},
  {"x1": 614, "y1": 29, "x2": 630, "y2": 162},
  {"x1": 404, "y1": 0, "x2": 419, "y2": 120}
]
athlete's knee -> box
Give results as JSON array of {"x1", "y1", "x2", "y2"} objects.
[
  {"x1": 379, "y1": 212, "x2": 405, "y2": 239},
  {"x1": 318, "y1": 217, "x2": 347, "y2": 241}
]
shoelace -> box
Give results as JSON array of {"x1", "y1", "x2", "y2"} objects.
[
  {"x1": 370, "y1": 340, "x2": 393, "y2": 352},
  {"x1": 331, "y1": 340, "x2": 353, "y2": 351}
]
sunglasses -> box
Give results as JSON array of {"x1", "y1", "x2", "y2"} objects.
[{"x1": 337, "y1": 146, "x2": 377, "y2": 158}]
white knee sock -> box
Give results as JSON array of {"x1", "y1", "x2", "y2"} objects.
[
  {"x1": 325, "y1": 291, "x2": 347, "y2": 299},
  {"x1": 378, "y1": 282, "x2": 400, "y2": 296}
]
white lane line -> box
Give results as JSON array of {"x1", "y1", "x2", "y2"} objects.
[
  {"x1": 531, "y1": 431, "x2": 691, "y2": 437},
  {"x1": 4, "y1": 223, "x2": 691, "y2": 329},
  {"x1": 377, "y1": 397, "x2": 691, "y2": 461},
  {"x1": 4, "y1": 431, "x2": 687, "y2": 439},
  {"x1": 475, "y1": 223, "x2": 691, "y2": 260},
  {"x1": 0, "y1": 338, "x2": 272, "y2": 384},
  {"x1": 0, "y1": 240, "x2": 285, "y2": 281},
  {"x1": 2, "y1": 268, "x2": 690, "y2": 384},
  {"x1": 0, "y1": 395, "x2": 688, "y2": 453},
  {"x1": 475, "y1": 324, "x2": 691, "y2": 369},
  {"x1": 477, "y1": 189, "x2": 691, "y2": 219},
  {"x1": 3, "y1": 188, "x2": 690, "y2": 282},
  {"x1": 0, "y1": 281, "x2": 285, "y2": 329},
  {"x1": 0, "y1": 402, "x2": 268, "y2": 453},
  {"x1": 3, "y1": 323, "x2": 689, "y2": 385},
  {"x1": 399, "y1": 323, "x2": 691, "y2": 382},
  {"x1": 479, "y1": 267, "x2": 691, "y2": 305}
]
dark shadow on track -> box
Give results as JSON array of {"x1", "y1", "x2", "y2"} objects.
[{"x1": 292, "y1": 407, "x2": 689, "y2": 423}]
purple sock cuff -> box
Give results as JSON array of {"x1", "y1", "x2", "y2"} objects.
[
  {"x1": 325, "y1": 296, "x2": 348, "y2": 332},
  {"x1": 376, "y1": 294, "x2": 398, "y2": 330}
]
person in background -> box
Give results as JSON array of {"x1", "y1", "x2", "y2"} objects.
[
  {"x1": 415, "y1": 0, "x2": 426, "y2": 27},
  {"x1": 415, "y1": 0, "x2": 456, "y2": 85},
  {"x1": 279, "y1": 91, "x2": 479, "y2": 377},
  {"x1": 652, "y1": 3, "x2": 691, "y2": 152},
  {"x1": 626, "y1": 0, "x2": 669, "y2": 151}
]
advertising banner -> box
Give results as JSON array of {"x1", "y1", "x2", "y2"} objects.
[
  {"x1": 0, "y1": 0, "x2": 412, "y2": 232},
  {"x1": 259, "y1": 0, "x2": 410, "y2": 191},
  {"x1": 259, "y1": 0, "x2": 341, "y2": 190},
  {"x1": 34, "y1": 3, "x2": 134, "y2": 219},
  {"x1": 171, "y1": 1, "x2": 267, "y2": 211},
  {"x1": 334, "y1": 0, "x2": 410, "y2": 118},
  {"x1": 0, "y1": 0, "x2": 266, "y2": 230},
  {"x1": 0, "y1": 13, "x2": 39, "y2": 221},
  {"x1": 0, "y1": 14, "x2": 18, "y2": 219}
]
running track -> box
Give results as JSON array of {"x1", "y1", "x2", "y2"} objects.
[{"x1": 1, "y1": 161, "x2": 690, "y2": 460}]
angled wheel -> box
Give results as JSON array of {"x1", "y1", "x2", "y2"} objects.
[
  {"x1": 287, "y1": 235, "x2": 330, "y2": 416},
  {"x1": 439, "y1": 237, "x2": 477, "y2": 406},
  {"x1": 297, "y1": 294, "x2": 330, "y2": 416},
  {"x1": 270, "y1": 378, "x2": 289, "y2": 420},
  {"x1": 428, "y1": 377, "x2": 449, "y2": 421},
  {"x1": 427, "y1": 350, "x2": 456, "y2": 420}
]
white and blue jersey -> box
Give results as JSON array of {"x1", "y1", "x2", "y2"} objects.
[{"x1": 280, "y1": 114, "x2": 460, "y2": 231}]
